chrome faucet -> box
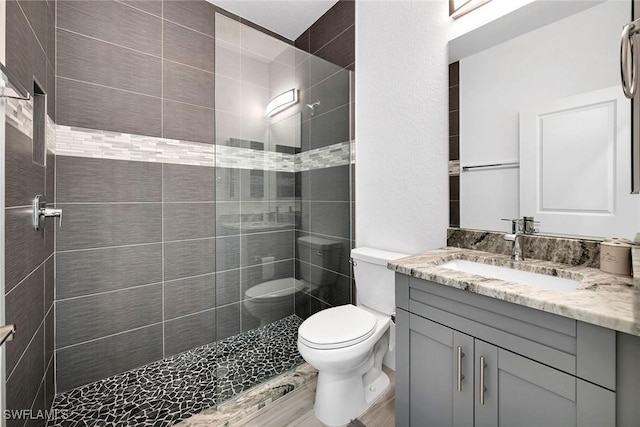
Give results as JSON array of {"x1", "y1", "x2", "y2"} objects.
[{"x1": 502, "y1": 217, "x2": 538, "y2": 261}]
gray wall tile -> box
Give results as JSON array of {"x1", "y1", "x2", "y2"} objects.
[
  {"x1": 45, "y1": 307, "x2": 54, "y2": 367},
  {"x1": 309, "y1": 268, "x2": 351, "y2": 307},
  {"x1": 5, "y1": 207, "x2": 48, "y2": 292},
  {"x1": 5, "y1": 265, "x2": 44, "y2": 375},
  {"x1": 6, "y1": 327, "x2": 44, "y2": 413},
  {"x1": 57, "y1": 0, "x2": 162, "y2": 56},
  {"x1": 163, "y1": 21, "x2": 214, "y2": 72},
  {"x1": 164, "y1": 274, "x2": 216, "y2": 320},
  {"x1": 164, "y1": 309, "x2": 216, "y2": 357},
  {"x1": 314, "y1": 25, "x2": 355, "y2": 71},
  {"x1": 57, "y1": 29, "x2": 162, "y2": 97},
  {"x1": 56, "y1": 203, "x2": 162, "y2": 251},
  {"x1": 309, "y1": 104, "x2": 350, "y2": 149},
  {"x1": 163, "y1": 164, "x2": 215, "y2": 202},
  {"x1": 216, "y1": 303, "x2": 240, "y2": 340},
  {"x1": 118, "y1": 0, "x2": 162, "y2": 16},
  {"x1": 310, "y1": 201, "x2": 350, "y2": 239},
  {"x1": 45, "y1": 256, "x2": 54, "y2": 312},
  {"x1": 57, "y1": 78, "x2": 162, "y2": 137},
  {"x1": 309, "y1": 71, "x2": 349, "y2": 116},
  {"x1": 309, "y1": 0, "x2": 354, "y2": 52},
  {"x1": 164, "y1": 203, "x2": 215, "y2": 241},
  {"x1": 216, "y1": 235, "x2": 240, "y2": 271},
  {"x1": 57, "y1": 156, "x2": 162, "y2": 203},
  {"x1": 216, "y1": 269, "x2": 240, "y2": 306},
  {"x1": 57, "y1": 244, "x2": 162, "y2": 299},
  {"x1": 56, "y1": 324, "x2": 163, "y2": 392},
  {"x1": 45, "y1": 359, "x2": 55, "y2": 414},
  {"x1": 56, "y1": 284, "x2": 162, "y2": 348},
  {"x1": 163, "y1": 60, "x2": 215, "y2": 109},
  {"x1": 6, "y1": 124, "x2": 45, "y2": 208},
  {"x1": 163, "y1": 0, "x2": 216, "y2": 37},
  {"x1": 309, "y1": 165, "x2": 350, "y2": 201},
  {"x1": 18, "y1": 0, "x2": 49, "y2": 57},
  {"x1": 6, "y1": 0, "x2": 47, "y2": 96},
  {"x1": 163, "y1": 99, "x2": 215, "y2": 144},
  {"x1": 240, "y1": 231, "x2": 294, "y2": 267},
  {"x1": 164, "y1": 238, "x2": 215, "y2": 281}
]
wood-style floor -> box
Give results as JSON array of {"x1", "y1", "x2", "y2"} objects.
[{"x1": 233, "y1": 366, "x2": 396, "y2": 427}]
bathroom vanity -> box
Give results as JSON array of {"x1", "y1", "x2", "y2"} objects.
[{"x1": 391, "y1": 247, "x2": 640, "y2": 427}]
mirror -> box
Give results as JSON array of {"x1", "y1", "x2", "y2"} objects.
[{"x1": 453, "y1": 0, "x2": 639, "y2": 239}]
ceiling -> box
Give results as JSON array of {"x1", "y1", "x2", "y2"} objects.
[{"x1": 208, "y1": 0, "x2": 339, "y2": 41}]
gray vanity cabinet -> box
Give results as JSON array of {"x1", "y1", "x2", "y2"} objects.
[{"x1": 396, "y1": 274, "x2": 617, "y2": 427}]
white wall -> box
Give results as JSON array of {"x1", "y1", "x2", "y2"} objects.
[
  {"x1": 355, "y1": 0, "x2": 449, "y2": 255},
  {"x1": 459, "y1": 0, "x2": 628, "y2": 232}
]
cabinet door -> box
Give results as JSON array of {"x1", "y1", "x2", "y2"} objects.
[
  {"x1": 474, "y1": 341, "x2": 579, "y2": 427},
  {"x1": 406, "y1": 313, "x2": 473, "y2": 427}
]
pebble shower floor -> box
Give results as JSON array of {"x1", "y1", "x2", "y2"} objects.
[{"x1": 46, "y1": 315, "x2": 304, "y2": 426}]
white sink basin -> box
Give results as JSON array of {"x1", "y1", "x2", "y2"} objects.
[{"x1": 440, "y1": 259, "x2": 578, "y2": 292}]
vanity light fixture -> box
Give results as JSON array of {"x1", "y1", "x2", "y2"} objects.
[
  {"x1": 266, "y1": 89, "x2": 298, "y2": 117},
  {"x1": 450, "y1": 0, "x2": 492, "y2": 19}
]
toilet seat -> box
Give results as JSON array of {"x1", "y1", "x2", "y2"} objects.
[{"x1": 298, "y1": 305, "x2": 377, "y2": 350}]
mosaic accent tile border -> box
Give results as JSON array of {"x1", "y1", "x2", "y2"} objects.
[
  {"x1": 47, "y1": 315, "x2": 304, "y2": 427},
  {"x1": 55, "y1": 124, "x2": 351, "y2": 171},
  {"x1": 5, "y1": 95, "x2": 33, "y2": 138},
  {"x1": 56, "y1": 125, "x2": 215, "y2": 166},
  {"x1": 217, "y1": 144, "x2": 294, "y2": 172},
  {"x1": 296, "y1": 141, "x2": 351, "y2": 172}
]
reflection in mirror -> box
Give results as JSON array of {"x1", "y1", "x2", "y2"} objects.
[{"x1": 456, "y1": 0, "x2": 639, "y2": 239}]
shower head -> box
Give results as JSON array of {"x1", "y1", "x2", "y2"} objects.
[{"x1": 306, "y1": 101, "x2": 320, "y2": 116}]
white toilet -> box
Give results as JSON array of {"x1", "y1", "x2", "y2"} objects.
[
  {"x1": 243, "y1": 236, "x2": 342, "y2": 326},
  {"x1": 297, "y1": 247, "x2": 408, "y2": 426}
]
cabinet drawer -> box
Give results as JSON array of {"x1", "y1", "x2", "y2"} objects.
[
  {"x1": 403, "y1": 277, "x2": 616, "y2": 389},
  {"x1": 408, "y1": 277, "x2": 577, "y2": 375}
]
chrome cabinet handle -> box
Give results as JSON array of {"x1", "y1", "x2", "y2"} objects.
[
  {"x1": 456, "y1": 346, "x2": 465, "y2": 392},
  {"x1": 621, "y1": 19, "x2": 640, "y2": 99},
  {"x1": 479, "y1": 356, "x2": 487, "y2": 405}
]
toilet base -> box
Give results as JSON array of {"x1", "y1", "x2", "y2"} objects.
[{"x1": 313, "y1": 369, "x2": 390, "y2": 426}]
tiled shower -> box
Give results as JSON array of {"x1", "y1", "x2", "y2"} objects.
[{"x1": 3, "y1": 0, "x2": 355, "y2": 424}]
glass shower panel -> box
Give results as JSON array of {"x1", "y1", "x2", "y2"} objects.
[
  {"x1": 295, "y1": 55, "x2": 353, "y2": 321},
  {"x1": 214, "y1": 13, "x2": 352, "y2": 356}
]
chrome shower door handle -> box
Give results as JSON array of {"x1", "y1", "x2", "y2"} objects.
[{"x1": 621, "y1": 20, "x2": 640, "y2": 99}]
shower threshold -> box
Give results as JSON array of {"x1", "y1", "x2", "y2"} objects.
[{"x1": 47, "y1": 315, "x2": 304, "y2": 426}]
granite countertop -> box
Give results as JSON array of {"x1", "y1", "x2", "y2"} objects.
[{"x1": 388, "y1": 247, "x2": 640, "y2": 336}]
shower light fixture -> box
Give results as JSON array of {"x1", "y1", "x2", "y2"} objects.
[
  {"x1": 450, "y1": 0, "x2": 492, "y2": 19},
  {"x1": 266, "y1": 89, "x2": 298, "y2": 117}
]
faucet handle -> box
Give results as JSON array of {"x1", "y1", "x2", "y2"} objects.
[
  {"x1": 501, "y1": 218, "x2": 523, "y2": 233},
  {"x1": 522, "y1": 216, "x2": 540, "y2": 235}
]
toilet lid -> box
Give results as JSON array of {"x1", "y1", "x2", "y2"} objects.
[
  {"x1": 246, "y1": 278, "x2": 306, "y2": 299},
  {"x1": 298, "y1": 305, "x2": 377, "y2": 350}
]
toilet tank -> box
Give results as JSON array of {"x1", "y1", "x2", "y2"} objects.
[
  {"x1": 297, "y1": 236, "x2": 342, "y2": 285},
  {"x1": 351, "y1": 247, "x2": 408, "y2": 316}
]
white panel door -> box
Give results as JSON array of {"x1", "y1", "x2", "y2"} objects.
[{"x1": 520, "y1": 86, "x2": 638, "y2": 239}]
